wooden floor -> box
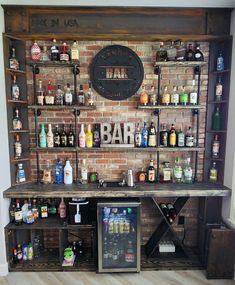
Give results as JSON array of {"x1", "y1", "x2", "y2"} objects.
[{"x1": 0, "y1": 271, "x2": 234, "y2": 285}]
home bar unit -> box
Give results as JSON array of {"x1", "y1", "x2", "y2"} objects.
[{"x1": 2, "y1": 5, "x2": 235, "y2": 278}]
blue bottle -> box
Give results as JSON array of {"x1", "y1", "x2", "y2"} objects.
[
  {"x1": 141, "y1": 122, "x2": 148, "y2": 147},
  {"x1": 55, "y1": 159, "x2": 64, "y2": 184},
  {"x1": 216, "y1": 52, "x2": 224, "y2": 71}
]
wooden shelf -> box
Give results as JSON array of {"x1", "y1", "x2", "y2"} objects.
[
  {"x1": 28, "y1": 105, "x2": 96, "y2": 110},
  {"x1": 211, "y1": 69, "x2": 230, "y2": 75},
  {"x1": 31, "y1": 147, "x2": 77, "y2": 152},
  {"x1": 205, "y1": 157, "x2": 224, "y2": 162},
  {"x1": 9, "y1": 130, "x2": 29, "y2": 134},
  {"x1": 7, "y1": 99, "x2": 28, "y2": 105},
  {"x1": 29, "y1": 61, "x2": 80, "y2": 67},
  {"x1": 11, "y1": 157, "x2": 30, "y2": 163},
  {"x1": 158, "y1": 147, "x2": 204, "y2": 152},
  {"x1": 5, "y1": 68, "x2": 26, "y2": 74},
  {"x1": 155, "y1": 61, "x2": 206, "y2": 67},
  {"x1": 137, "y1": 105, "x2": 206, "y2": 110},
  {"x1": 208, "y1": 100, "x2": 228, "y2": 104},
  {"x1": 207, "y1": 130, "x2": 227, "y2": 133},
  {"x1": 11, "y1": 180, "x2": 33, "y2": 187}
]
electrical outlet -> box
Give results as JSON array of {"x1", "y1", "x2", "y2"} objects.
[{"x1": 178, "y1": 215, "x2": 185, "y2": 225}]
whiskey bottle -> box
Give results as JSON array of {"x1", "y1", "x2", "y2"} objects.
[
  {"x1": 216, "y1": 51, "x2": 224, "y2": 71},
  {"x1": 179, "y1": 86, "x2": 189, "y2": 105},
  {"x1": 14, "y1": 200, "x2": 23, "y2": 225},
  {"x1": 37, "y1": 80, "x2": 44, "y2": 106},
  {"x1": 46, "y1": 124, "x2": 54, "y2": 148},
  {"x1": 194, "y1": 44, "x2": 204, "y2": 61},
  {"x1": 60, "y1": 42, "x2": 70, "y2": 62},
  {"x1": 134, "y1": 123, "x2": 142, "y2": 147},
  {"x1": 67, "y1": 123, "x2": 75, "y2": 147},
  {"x1": 147, "y1": 160, "x2": 156, "y2": 183},
  {"x1": 161, "y1": 86, "x2": 170, "y2": 105},
  {"x1": 31, "y1": 41, "x2": 41, "y2": 62},
  {"x1": 212, "y1": 107, "x2": 221, "y2": 130},
  {"x1": 189, "y1": 79, "x2": 197, "y2": 105},
  {"x1": 13, "y1": 108, "x2": 22, "y2": 130},
  {"x1": 185, "y1": 126, "x2": 194, "y2": 147},
  {"x1": 45, "y1": 81, "x2": 54, "y2": 105},
  {"x1": 77, "y1": 84, "x2": 85, "y2": 106},
  {"x1": 50, "y1": 39, "x2": 60, "y2": 61},
  {"x1": 14, "y1": 134, "x2": 22, "y2": 159},
  {"x1": 156, "y1": 42, "x2": 168, "y2": 62},
  {"x1": 54, "y1": 125, "x2": 61, "y2": 147},
  {"x1": 9, "y1": 47, "x2": 19, "y2": 70},
  {"x1": 185, "y1": 44, "x2": 194, "y2": 61},
  {"x1": 141, "y1": 122, "x2": 148, "y2": 147},
  {"x1": 139, "y1": 85, "x2": 148, "y2": 106},
  {"x1": 39, "y1": 123, "x2": 47, "y2": 148},
  {"x1": 177, "y1": 128, "x2": 185, "y2": 147},
  {"x1": 169, "y1": 124, "x2": 176, "y2": 147},
  {"x1": 86, "y1": 124, "x2": 93, "y2": 148},
  {"x1": 16, "y1": 163, "x2": 26, "y2": 183},
  {"x1": 160, "y1": 124, "x2": 168, "y2": 147},
  {"x1": 11, "y1": 75, "x2": 20, "y2": 101},
  {"x1": 64, "y1": 83, "x2": 73, "y2": 106},
  {"x1": 148, "y1": 120, "x2": 157, "y2": 147},
  {"x1": 93, "y1": 124, "x2": 101, "y2": 147},
  {"x1": 212, "y1": 134, "x2": 220, "y2": 158},
  {"x1": 55, "y1": 84, "x2": 64, "y2": 105},
  {"x1": 60, "y1": 124, "x2": 68, "y2": 147},
  {"x1": 215, "y1": 76, "x2": 223, "y2": 101},
  {"x1": 209, "y1": 162, "x2": 218, "y2": 183},
  {"x1": 70, "y1": 40, "x2": 79, "y2": 62},
  {"x1": 79, "y1": 124, "x2": 86, "y2": 148},
  {"x1": 170, "y1": 86, "x2": 179, "y2": 106}
]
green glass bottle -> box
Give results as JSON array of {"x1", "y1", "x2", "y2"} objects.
[
  {"x1": 39, "y1": 123, "x2": 47, "y2": 148},
  {"x1": 179, "y1": 86, "x2": 189, "y2": 105},
  {"x1": 212, "y1": 107, "x2": 221, "y2": 131}
]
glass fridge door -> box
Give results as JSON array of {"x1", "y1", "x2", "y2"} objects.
[{"x1": 98, "y1": 202, "x2": 140, "y2": 272}]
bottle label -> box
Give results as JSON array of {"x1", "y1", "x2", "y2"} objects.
[
  {"x1": 60, "y1": 54, "x2": 69, "y2": 61},
  {"x1": 17, "y1": 169, "x2": 26, "y2": 182},
  {"x1": 65, "y1": 93, "x2": 73, "y2": 104},
  {"x1": 161, "y1": 93, "x2": 170, "y2": 104},
  {"x1": 190, "y1": 92, "x2": 197, "y2": 104},
  {"x1": 81, "y1": 169, "x2": 88, "y2": 181},
  {"x1": 215, "y1": 84, "x2": 223, "y2": 97},
  {"x1": 10, "y1": 59, "x2": 19, "y2": 70},
  {"x1": 177, "y1": 134, "x2": 185, "y2": 147},
  {"x1": 15, "y1": 142, "x2": 22, "y2": 158},
  {"x1": 184, "y1": 168, "x2": 192, "y2": 180},
  {"x1": 54, "y1": 136, "x2": 60, "y2": 146},
  {"x1": 47, "y1": 136, "x2": 54, "y2": 148},
  {"x1": 171, "y1": 93, "x2": 179, "y2": 104},
  {"x1": 148, "y1": 134, "x2": 156, "y2": 147},
  {"x1": 42, "y1": 170, "x2": 52, "y2": 183},
  {"x1": 71, "y1": 50, "x2": 79, "y2": 61},
  {"x1": 169, "y1": 133, "x2": 176, "y2": 146},
  {"x1": 15, "y1": 211, "x2": 22, "y2": 221},
  {"x1": 163, "y1": 169, "x2": 171, "y2": 181},
  {"x1": 217, "y1": 57, "x2": 224, "y2": 71},
  {"x1": 14, "y1": 120, "x2": 22, "y2": 130},
  {"x1": 180, "y1": 94, "x2": 188, "y2": 104},
  {"x1": 186, "y1": 136, "x2": 194, "y2": 147},
  {"x1": 59, "y1": 207, "x2": 66, "y2": 218},
  {"x1": 37, "y1": 95, "x2": 44, "y2": 105},
  {"x1": 209, "y1": 169, "x2": 218, "y2": 182},
  {"x1": 174, "y1": 167, "x2": 183, "y2": 179},
  {"x1": 160, "y1": 132, "x2": 168, "y2": 146},
  {"x1": 79, "y1": 137, "x2": 86, "y2": 148},
  {"x1": 45, "y1": 95, "x2": 54, "y2": 105},
  {"x1": 148, "y1": 170, "x2": 155, "y2": 182},
  {"x1": 12, "y1": 86, "x2": 20, "y2": 100},
  {"x1": 212, "y1": 142, "x2": 220, "y2": 157}
]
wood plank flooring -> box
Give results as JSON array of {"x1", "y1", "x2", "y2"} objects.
[{"x1": 0, "y1": 271, "x2": 234, "y2": 285}]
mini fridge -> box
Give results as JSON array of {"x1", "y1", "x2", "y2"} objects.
[{"x1": 97, "y1": 201, "x2": 141, "y2": 272}]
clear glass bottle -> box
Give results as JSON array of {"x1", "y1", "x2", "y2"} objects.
[
  {"x1": 46, "y1": 124, "x2": 54, "y2": 148},
  {"x1": 16, "y1": 163, "x2": 26, "y2": 183},
  {"x1": 160, "y1": 162, "x2": 172, "y2": 183},
  {"x1": 189, "y1": 79, "x2": 197, "y2": 105},
  {"x1": 39, "y1": 123, "x2": 47, "y2": 148},
  {"x1": 9, "y1": 47, "x2": 19, "y2": 70},
  {"x1": 173, "y1": 157, "x2": 183, "y2": 183},
  {"x1": 45, "y1": 80, "x2": 54, "y2": 105},
  {"x1": 209, "y1": 162, "x2": 218, "y2": 183},
  {"x1": 161, "y1": 86, "x2": 170, "y2": 105},
  {"x1": 50, "y1": 39, "x2": 60, "y2": 61},
  {"x1": 156, "y1": 42, "x2": 168, "y2": 62},
  {"x1": 182, "y1": 157, "x2": 193, "y2": 184},
  {"x1": 135, "y1": 123, "x2": 142, "y2": 147},
  {"x1": 177, "y1": 128, "x2": 185, "y2": 147},
  {"x1": 42, "y1": 160, "x2": 52, "y2": 184},
  {"x1": 55, "y1": 84, "x2": 64, "y2": 105},
  {"x1": 215, "y1": 76, "x2": 223, "y2": 101},
  {"x1": 148, "y1": 120, "x2": 157, "y2": 147},
  {"x1": 141, "y1": 122, "x2": 148, "y2": 147},
  {"x1": 31, "y1": 40, "x2": 41, "y2": 62},
  {"x1": 79, "y1": 124, "x2": 86, "y2": 148},
  {"x1": 37, "y1": 80, "x2": 44, "y2": 106},
  {"x1": 40, "y1": 44, "x2": 50, "y2": 61},
  {"x1": 185, "y1": 126, "x2": 194, "y2": 147},
  {"x1": 64, "y1": 83, "x2": 73, "y2": 106},
  {"x1": 11, "y1": 75, "x2": 20, "y2": 101},
  {"x1": 14, "y1": 134, "x2": 22, "y2": 159},
  {"x1": 170, "y1": 86, "x2": 179, "y2": 106},
  {"x1": 216, "y1": 51, "x2": 224, "y2": 71},
  {"x1": 212, "y1": 134, "x2": 220, "y2": 158},
  {"x1": 87, "y1": 83, "x2": 94, "y2": 106},
  {"x1": 70, "y1": 40, "x2": 79, "y2": 62},
  {"x1": 212, "y1": 107, "x2": 221, "y2": 130},
  {"x1": 13, "y1": 108, "x2": 22, "y2": 130},
  {"x1": 80, "y1": 159, "x2": 88, "y2": 184},
  {"x1": 77, "y1": 84, "x2": 85, "y2": 106}
]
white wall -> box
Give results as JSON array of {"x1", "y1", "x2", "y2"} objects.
[{"x1": 0, "y1": 0, "x2": 235, "y2": 277}]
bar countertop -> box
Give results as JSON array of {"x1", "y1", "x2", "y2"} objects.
[{"x1": 3, "y1": 182, "x2": 231, "y2": 199}]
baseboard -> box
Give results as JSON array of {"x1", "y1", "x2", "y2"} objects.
[{"x1": 0, "y1": 262, "x2": 8, "y2": 276}]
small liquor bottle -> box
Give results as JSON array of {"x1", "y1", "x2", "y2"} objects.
[
  {"x1": 64, "y1": 83, "x2": 73, "y2": 106},
  {"x1": 39, "y1": 123, "x2": 47, "y2": 148},
  {"x1": 160, "y1": 124, "x2": 168, "y2": 147},
  {"x1": 31, "y1": 41, "x2": 41, "y2": 62},
  {"x1": 215, "y1": 76, "x2": 223, "y2": 101},
  {"x1": 216, "y1": 51, "x2": 224, "y2": 71},
  {"x1": 185, "y1": 44, "x2": 194, "y2": 61},
  {"x1": 159, "y1": 203, "x2": 170, "y2": 218},
  {"x1": 156, "y1": 42, "x2": 168, "y2": 62},
  {"x1": 209, "y1": 162, "x2": 218, "y2": 182},
  {"x1": 193, "y1": 44, "x2": 204, "y2": 61},
  {"x1": 11, "y1": 75, "x2": 20, "y2": 101},
  {"x1": 13, "y1": 108, "x2": 22, "y2": 130},
  {"x1": 93, "y1": 124, "x2": 101, "y2": 147},
  {"x1": 45, "y1": 81, "x2": 54, "y2": 105},
  {"x1": 60, "y1": 42, "x2": 70, "y2": 62},
  {"x1": 46, "y1": 124, "x2": 54, "y2": 148},
  {"x1": 147, "y1": 160, "x2": 156, "y2": 183},
  {"x1": 53, "y1": 125, "x2": 61, "y2": 147},
  {"x1": 77, "y1": 84, "x2": 85, "y2": 106},
  {"x1": 87, "y1": 83, "x2": 94, "y2": 106},
  {"x1": 189, "y1": 79, "x2": 197, "y2": 105},
  {"x1": 50, "y1": 39, "x2": 60, "y2": 61},
  {"x1": 141, "y1": 122, "x2": 148, "y2": 147},
  {"x1": 37, "y1": 80, "x2": 44, "y2": 105},
  {"x1": 212, "y1": 134, "x2": 220, "y2": 158},
  {"x1": 86, "y1": 124, "x2": 93, "y2": 148},
  {"x1": 135, "y1": 123, "x2": 142, "y2": 147},
  {"x1": 173, "y1": 157, "x2": 183, "y2": 183},
  {"x1": 167, "y1": 41, "x2": 177, "y2": 61},
  {"x1": 139, "y1": 85, "x2": 148, "y2": 106},
  {"x1": 55, "y1": 84, "x2": 64, "y2": 105},
  {"x1": 16, "y1": 163, "x2": 26, "y2": 183},
  {"x1": 169, "y1": 124, "x2": 176, "y2": 147},
  {"x1": 67, "y1": 123, "x2": 75, "y2": 147},
  {"x1": 161, "y1": 86, "x2": 170, "y2": 105},
  {"x1": 212, "y1": 107, "x2": 221, "y2": 130},
  {"x1": 182, "y1": 157, "x2": 193, "y2": 184},
  {"x1": 79, "y1": 124, "x2": 86, "y2": 148},
  {"x1": 70, "y1": 40, "x2": 79, "y2": 62},
  {"x1": 160, "y1": 162, "x2": 172, "y2": 183},
  {"x1": 185, "y1": 126, "x2": 194, "y2": 147},
  {"x1": 148, "y1": 120, "x2": 157, "y2": 147},
  {"x1": 64, "y1": 159, "x2": 73, "y2": 184},
  {"x1": 9, "y1": 47, "x2": 19, "y2": 70},
  {"x1": 40, "y1": 45, "x2": 50, "y2": 61},
  {"x1": 60, "y1": 124, "x2": 68, "y2": 147},
  {"x1": 14, "y1": 134, "x2": 22, "y2": 159},
  {"x1": 80, "y1": 159, "x2": 88, "y2": 184},
  {"x1": 177, "y1": 128, "x2": 185, "y2": 147},
  {"x1": 179, "y1": 86, "x2": 189, "y2": 105},
  {"x1": 170, "y1": 86, "x2": 179, "y2": 106}
]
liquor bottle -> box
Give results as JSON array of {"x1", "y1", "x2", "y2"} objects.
[
  {"x1": 40, "y1": 200, "x2": 48, "y2": 219},
  {"x1": 169, "y1": 124, "x2": 176, "y2": 147},
  {"x1": 185, "y1": 43, "x2": 194, "y2": 61},
  {"x1": 156, "y1": 42, "x2": 168, "y2": 62},
  {"x1": 9, "y1": 47, "x2": 19, "y2": 70},
  {"x1": 189, "y1": 79, "x2": 197, "y2": 105},
  {"x1": 161, "y1": 86, "x2": 170, "y2": 105},
  {"x1": 212, "y1": 107, "x2": 221, "y2": 130},
  {"x1": 139, "y1": 85, "x2": 148, "y2": 106},
  {"x1": 42, "y1": 160, "x2": 52, "y2": 184},
  {"x1": 45, "y1": 80, "x2": 54, "y2": 105},
  {"x1": 50, "y1": 39, "x2": 60, "y2": 61},
  {"x1": 216, "y1": 51, "x2": 224, "y2": 71},
  {"x1": 16, "y1": 163, "x2": 26, "y2": 183},
  {"x1": 55, "y1": 159, "x2": 64, "y2": 184},
  {"x1": 173, "y1": 157, "x2": 183, "y2": 183},
  {"x1": 160, "y1": 162, "x2": 172, "y2": 183},
  {"x1": 160, "y1": 123, "x2": 168, "y2": 147},
  {"x1": 21, "y1": 199, "x2": 29, "y2": 223},
  {"x1": 177, "y1": 128, "x2": 185, "y2": 147},
  {"x1": 46, "y1": 124, "x2": 54, "y2": 148},
  {"x1": 149, "y1": 85, "x2": 157, "y2": 106},
  {"x1": 26, "y1": 201, "x2": 34, "y2": 224},
  {"x1": 141, "y1": 122, "x2": 148, "y2": 147},
  {"x1": 134, "y1": 123, "x2": 142, "y2": 147},
  {"x1": 11, "y1": 75, "x2": 20, "y2": 100},
  {"x1": 167, "y1": 203, "x2": 177, "y2": 223},
  {"x1": 14, "y1": 200, "x2": 23, "y2": 225},
  {"x1": 31, "y1": 41, "x2": 41, "y2": 61},
  {"x1": 54, "y1": 125, "x2": 61, "y2": 147},
  {"x1": 32, "y1": 199, "x2": 39, "y2": 220},
  {"x1": 64, "y1": 83, "x2": 73, "y2": 106},
  {"x1": 67, "y1": 123, "x2": 75, "y2": 147},
  {"x1": 48, "y1": 199, "x2": 57, "y2": 216},
  {"x1": 182, "y1": 157, "x2": 193, "y2": 184},
  {"x1": 40, "y1": 44, "x2": 50, "y2": 61},
  {"x1": 86, "y1": 124, "x2": 93, "y2": 148},
  {"x1": 209, "y1": 162, "x2": 218, "y2": 183},
  {"x1": 175, "y1": 41, "x2": 186, "y2": 61},
  {"x1": 215, "y1": 76, "x2": 223, "y2": 101},
  {"x1": 148, "y1": 120, "x2": 157, "y2": 147},
  {"x1": 14, "y1": 134, "x2": 22, "y2": 159},
  {"x1": 93, "y1": 124, "x2": 101, "y2": 147},
  {"x1": 185, "y1": 126, "x2": 194, "y2": 147},
  {"x1": 37, "y1": 80, "x2": 44, "y2": 106},
  {"x1": 179, "y1": 86, "x2": 189, "y2": 105},
  {"x1": 80, "y1": 159, "x2": 88, "y2": 184},
  {"x1": 193, "y1": 44, "x2": 204, "y2": 61},
  {"x1": 170, "y1": 86, "x2": 179, "y2": 106},
  {"x1": 28, "y1": 242, "x2": 33, "y2": 260},
  {"x1": 77, "y1": 84, "x2": 85, "y2": 106},
  {"x1": 60, "y1": 42, "x2": 70, "y2": 62},
  {"x1": 16, "y1": 244, "x2": 23, "y2": 261},
  {"x1": 9, "y1": 199, "x2": 16, "y2": 223},
  {"x1": 55, "y1": 84, "x2": 64, "y2": 105},
  {"x1": 59, "y1": 198, "x2": 66, "y2": 219},
  {"x1": 147, "y1": 160, "x2": 156, "y2": 183},
  {"x1": 60, "y1": 124, "x2": 68, "y2": 147},
  {"x1": 87, "y1": 83, "x2": 94, "y2": 106},
  {"x1": 70, "y1": 40, "x2": 79, "y2": 62},
  {"x1": 12, "y1": 108, "x2": 22, "y2": 130},
  {"x1": 79, "y1": 124, "x2": 86, "y2": 148},
  {"x1": 159, "y1": 203, "x2": 170, "y2": 218},
  {"x1": 64, "y1": 159, "x2": 73, "y2": 184},
  {"x1": 167, "y1": 41, "x2": 177, "y2": 61},
  {"x1": 39, "y1": 123, "x2": 47, "y2": 148},
  {"x1": 212, "y1": 134, "x2": 220, "y2": 158}
]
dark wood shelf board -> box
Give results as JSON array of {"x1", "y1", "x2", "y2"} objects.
[
  {"x1": 208, "y1": 100, "x2": 228, "y2": 104},
  {"x1": 11, "y1": 157, "x2": 30, "y2": 163},
  {"x1": 137, "y1": 105, "x2": 205, "y2": 110},
  {"x1": 7, "y1": 100, "x2": 28, "y2": 105},
  {"x1": 158, "y1": 147, "x2": 204, "y2": 152},
  {"x1": 205, "y1": 157, "x2": 224, "y2": 162},
  {"x1": 98, "y1": 78, "x2": 133, "y2": 81},
  {"x1": 31, "y1": 147, "x2": 77, "y2": 152},
  {"x1": 11, "y1": 181, "x2": 33, "y2": 187},
  {"x1": 28, "y1": 105, "x2": 96, "y2": 110},
  {"x1": 155, "y1": 61, "x2": 206, "y2": 67},
  {"x1": 29, "y1": 61, "x2": 80, "y2": 67},
  {"x1": 9, "y1": 130, "x2": 29, "y2": 134},
  {"x1": 5, "y1": 68, "x2": 26, "y2": 74},
  {"x1": 207, "y1": 130, "x2": 227, "y2": 133},
  {"x1": 211, "y1": 69, "x2": 230, "y2": 75},
  {"x1": 3, "y1": 182, "x2": 231, "y2": 199}
]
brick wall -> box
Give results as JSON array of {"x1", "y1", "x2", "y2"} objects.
[{"x1": 26, "y1": 41, "x2": 209, "y2": 246}]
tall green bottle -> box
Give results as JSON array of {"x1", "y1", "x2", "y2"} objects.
[
  {"x1": 39, "y1": 123, "x2": 47, "y2": 148},
  {"x1": 212, "y1": 107, "x2": 221, "y2": 131}
]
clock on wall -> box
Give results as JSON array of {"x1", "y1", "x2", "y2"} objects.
[{"x1": 90, "y1": 45, "x2": 144, "y2": 101}]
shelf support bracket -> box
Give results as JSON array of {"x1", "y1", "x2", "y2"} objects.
[
  {"x1": 73, "y1": 109, "x2": 80, "y2": 117},
  {"x1": 72, "y1": 64, "x2": 80, "y2": 75}
]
